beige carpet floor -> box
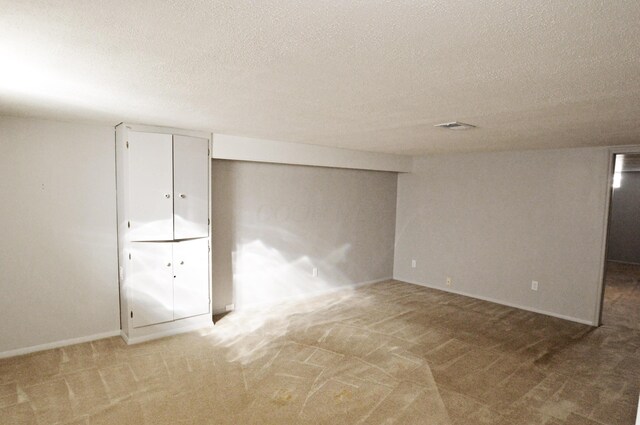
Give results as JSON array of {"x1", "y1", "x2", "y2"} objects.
[{"x1": 1, "y1": 269, "x2": 639, "y2": 424}]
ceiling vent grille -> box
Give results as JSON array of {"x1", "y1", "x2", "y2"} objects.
[{"x1": 434, "y1": 121, "x2": 476, "y2": 130}]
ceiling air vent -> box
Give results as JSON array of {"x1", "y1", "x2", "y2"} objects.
[{"x1": 434, "y1": 121, "x2": 476, "y2": 130}]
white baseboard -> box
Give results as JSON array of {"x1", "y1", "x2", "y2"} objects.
[
  {"x1": 396, "y1": 277, "x2": 596, "y2": 326},
  {"x1": 212, "y1": 276, "x2": 392, "y2": 315},
  {"x1": 122, "y1": 321, "x2": 214, "y2": 345},
  {"x1": 607, "y1": 259, "x2": 640, "y2": 267},
  {"x1": 326, "y1": 276, "x2": 392, "y2": 292},
  {"x1": 120, "y1": 329, "x2": 129, "y2": 344},
  {"x1": 0, "y1": 330, "x2": 121, "y2": 359}
]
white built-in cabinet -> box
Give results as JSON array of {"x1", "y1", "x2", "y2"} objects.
[
  {"x1": 116, "y1": 123, "x2": 212, "y2": 344},
  {"x1": 130, "y1": 239, "x2": 209, "y2": 327}
]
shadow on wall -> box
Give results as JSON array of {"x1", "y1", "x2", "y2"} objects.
[{"x1": 211, "y1": 160, "x2": 398, "y2": 314}]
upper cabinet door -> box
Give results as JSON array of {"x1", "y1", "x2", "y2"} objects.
[
  {"x1": 128, "y1": 131, "x2": 174, "y2": 241},
  {"x1": 173, "y1": 135, "x2": 209, "y2": 239}
]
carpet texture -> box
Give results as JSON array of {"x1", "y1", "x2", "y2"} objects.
[{"x1": 1, "y1": 266, "x2": 639, "y2": 424}]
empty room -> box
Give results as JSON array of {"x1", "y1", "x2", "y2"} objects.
[{"x1": 1, "y1": 1, "x2": 639, "y2": 425}]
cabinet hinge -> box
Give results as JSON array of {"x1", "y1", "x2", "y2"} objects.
[
  {"x1": 208, "y1": 148, "x2": 210, "y2": 156},
  {"x1": 208, "y1": 218, "x2": 210, "y2": 225},
  {"x1": 127, "y1": 221, "x2": 130, "y2": 228},
  {"x1": 126, "y1": 141, "x2": 129, "y2": 149}
]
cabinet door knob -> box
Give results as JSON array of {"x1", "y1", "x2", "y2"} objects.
[
  {"x1": 166, "y1": 262, "x2": 171, "y2": 267},
  {"x1": 180, "y1": 261, "x2": 184, "y2": 265},
  {"x1": 165, "y1": 194, "x2": 171, "y2": 199},
  {"x1": 180, "y1": 193, "x2": 186, "y2": 199}
]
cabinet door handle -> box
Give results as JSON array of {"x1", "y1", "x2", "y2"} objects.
[
  {"x1": 166, "y1": 262, "x2": 171, "y2": 267},
  {"x1": 179, "y1": 193, "x2": 186, "y2": 199},
  {"x1": 165, "y1": 194, "x2": 171, "y2": 199}
]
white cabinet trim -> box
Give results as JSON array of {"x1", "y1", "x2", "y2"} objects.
[{"x1": 116, "y1": 123, "x2": 212, "y2": 344}]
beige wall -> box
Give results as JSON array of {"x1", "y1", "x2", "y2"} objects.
[
  {"x1": 393, "y1": 148, "x2": 610, "y2": 324},
  {"x1": 211, "y1": 160, "x2": 398, "y2": 313},
  {"x1": 0, "y1": 114, "x2": 613, "y2": 354},
  {"x1": 0, "y1": 116, "x2": 399, "y2": 354},
  {"x1": 0, "y1": 116, "x2": 119, "y2": 354},
  {"x1": 608, "y1": 171, "x2": 640, "y2": 264}
]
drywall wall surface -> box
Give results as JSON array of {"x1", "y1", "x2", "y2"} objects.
[
  {"x1": 212, "y1": 134, "x2": 413, "y2": 172},
  {"x1": 211, "y1": 160, "x2": 397, "y2": 313},
  {"x1": 394, "y1": 147, "x2": 609, "y2": 324},
  {"x1": 0, "y1": 116, "x2": 119, "y2": 353},
  {"x1": 608, "y1": 172, "x2": 640, "y2": 264}
]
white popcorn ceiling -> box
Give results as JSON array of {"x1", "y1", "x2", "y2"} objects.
[{"x1": 1, "y1": 0, "x2": 639, "y2": 155}]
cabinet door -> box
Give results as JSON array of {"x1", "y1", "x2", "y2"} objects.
[
  {"x1": 130, "y1": 242, "x2": 174, "y2": 328},
  {"x1": 173, "y1": 135, "x2": 209, "y2": 239},
  {"x1": 129, "y1": 131, "x2": 174, "y2": 241},
  {"x1": 173, "y1": 238, "x2": 210, "y2": 320}
]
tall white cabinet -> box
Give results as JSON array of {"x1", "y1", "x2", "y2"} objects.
[{"x1": 116, "y1": 123, "x2": 212, "y2": 344}]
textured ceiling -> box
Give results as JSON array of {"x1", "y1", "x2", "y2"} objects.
[{"x1": 1, "y1": 1, "x2": 640, "y2": 155}]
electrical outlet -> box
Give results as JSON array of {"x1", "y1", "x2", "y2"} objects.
[
  {"x1": 446, "y1": 277, "x2": 452, "y2": 286},
  {"x1": 411, "y1": 259, "x2": 416, "y2": 268},
  {"x1": 312, "y1": 267, "x2": 318, "y2": 277},
  {"x1": 225, "y1": 304, "x2": 235, "y2": 312},
  {"x1": 531, "y1": 280, "x2": 539, "y2": 291}
]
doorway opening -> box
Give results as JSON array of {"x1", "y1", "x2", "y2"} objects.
[{"x1": 600, "y1": 153, "x2": 640, "y2": 329}]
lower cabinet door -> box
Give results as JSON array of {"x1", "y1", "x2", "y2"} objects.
[
  {"x1": 173, "y1": 238, "x2": 210, "y2": 320},
  {"x1": 130, "y1": 242, "x2": 174, "y2": 328}
]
